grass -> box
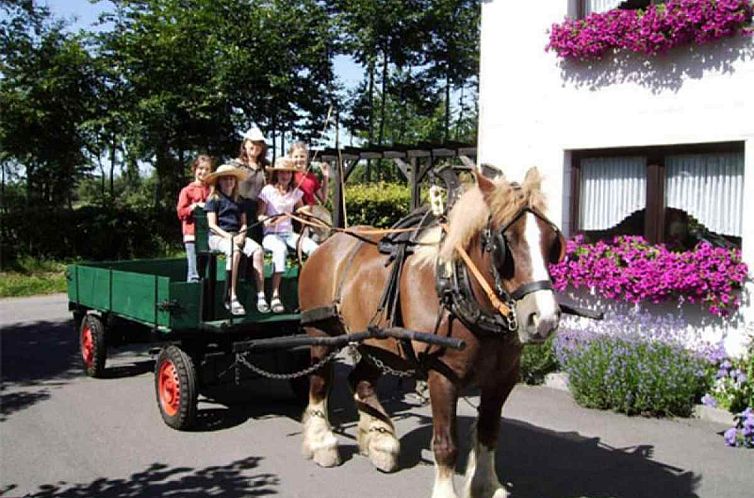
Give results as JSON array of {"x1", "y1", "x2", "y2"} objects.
[{"x1": 0, "y1": 258, "x2": 68, "y2": 298}]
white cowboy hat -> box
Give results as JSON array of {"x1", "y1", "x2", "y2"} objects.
[
  {"x1": 268, "y1": 156, "x2": 302, "y2": 173},
  {"x1": 204, "y1": 164, "x2": 248, "y2": 185},
  {"x1": 240, "y1": 126, "x2": 266, "y2": 142}
]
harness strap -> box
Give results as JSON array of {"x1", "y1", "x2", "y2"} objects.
[{"x1": 454, "y1": 243, "x2": 513, "y2": 318}]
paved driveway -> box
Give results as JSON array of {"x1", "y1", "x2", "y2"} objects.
[{"x1": 1, "y1": 294, "x2": 752, "y2": 497}]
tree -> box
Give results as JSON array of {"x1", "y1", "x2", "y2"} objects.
[{"x1": 0, "y1": 2, "x2": 99, "y2": 207}]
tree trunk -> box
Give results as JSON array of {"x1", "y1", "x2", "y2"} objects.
[
  {"x1": 445, "y1": 68, "x2": 451, "y2": 143},
  {"x1": 377, "y1": 49, "x2": 388, "y2": 147},
  {"x1": 109, "y1": 133, "x2": 117, "y2": 198},
  {"x1": 367, "y1": 59, "x2": 376, "y2": 182},
  {"x1": 455, "y1": 86, "x2": 465, "y2": 140}
]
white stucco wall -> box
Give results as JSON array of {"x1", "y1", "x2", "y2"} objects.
[{"x1": 478, "y1": 0, "x2": 754, "y2": 355}]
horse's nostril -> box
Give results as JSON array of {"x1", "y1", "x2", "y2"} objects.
[{"x1": 528, "y1": 313, "x2": 540, "y2": 330}]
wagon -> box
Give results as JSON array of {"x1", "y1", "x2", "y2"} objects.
[{"x1": 66, "y1": 209, "x2": 310, "y2": 430}]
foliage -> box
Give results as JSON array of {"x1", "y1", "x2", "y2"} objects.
[
  {"x1": 0, "y1": 257, "x2": 67, "y2": 297},
  {"x1": 724, "y1": 407, "x2": 754, "y2": 448},
  {"x1": 549, "y1": 235, "x2": 749, "y2": 316},
  {"x1": 0, "y1": 205, "x2": 179, "y2": 265},
  {"x1": 520, "y1": 335, "x2": 559, "y2": 385},
  {"x1": 547, "y1": 0, "x2": 754, "y2": 61},
  {"x1": 343, "y1": 182, "x2": 412, "y2": 227},
  {"x1": 704, "y1": 343, "x2": 754, "y2": 413},
  {"x1": 558, "y1": 333, "x2": 711, "y2": 417},
  {"x1": 0, "y1": 5, "x2": 99, "y2": 207}
]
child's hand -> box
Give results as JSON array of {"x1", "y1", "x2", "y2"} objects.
[{"x1": 319, "y1": 161, "x2": 331, "y2": 178}]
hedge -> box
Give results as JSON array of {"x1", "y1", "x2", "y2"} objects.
[{"x1": 1, "y1": 182, "x2": 415, "y2": 264}]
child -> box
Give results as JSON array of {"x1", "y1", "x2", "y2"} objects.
[
  {"x1": 289, "y1": 141, "x2": 330, "y2": 205},
  {"x1": 234, "y1": 126, "x2": 269, "y2": 243},
  {"x1": 257, "y1": 157, "x2": 319, "y2": 313},
  {"x1": 177, "y1": 155, "x2": 212, "y2": 282},
  {"x1": 204, "y1": 164, "x2": 269, "y2": 315}
]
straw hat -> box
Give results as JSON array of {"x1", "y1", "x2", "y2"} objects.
[
  {"x1": 240, "y1": 126, "x2": 266, "y2": 142},
  {"x1": 203, "y1": 164, "x2": 248, "y2": 185},
  {"x1": 268, "y1": 156, "x2": 302, "y2": 173}
]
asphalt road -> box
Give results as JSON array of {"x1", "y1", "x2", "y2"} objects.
[{"x1": 1, "y1": 294, "x2": 753, "y2": 498}]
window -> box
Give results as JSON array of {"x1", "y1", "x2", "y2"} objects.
[
  {"x1": 570, "y1": 143, "x2": 744, "y2": 249},
  {"x1": 579, "y1": 0, "x2": 666, "y2": 17}
]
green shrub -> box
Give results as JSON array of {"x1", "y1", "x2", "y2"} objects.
[
  {"x1": 344, "y1": 182, "x2": 412, "y2": 227},
  {"x1": 561, "y1": 336, "x2": 710, "y2": 417},
  {"x1": 520, "y1": 335, "x2": 559, "y2": 385}
]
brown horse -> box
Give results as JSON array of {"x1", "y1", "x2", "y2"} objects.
[{"x1": 298, "y1": 168, "x2": 564, "y2": 498}]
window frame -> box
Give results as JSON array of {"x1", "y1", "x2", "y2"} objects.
[
  {"x1": 570, "y1": 141, "x2": 744, "y2": 244},
  {"x1": 577, "y1": 0, "x2": 665, "y2": 19}
]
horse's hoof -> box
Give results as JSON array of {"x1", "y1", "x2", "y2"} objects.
[
  {"x1": 302, "y1": 431, "x2": 340, "y2": 467},
  {"x1": 465, "y1": 484, "x2": 508, "y2": 498},
  {"x1": 312, "y1": 446, "x2": 341, "y2": 467},
  {"x1": 368, "y1": 433, "x2": 400, "y2": 473}
]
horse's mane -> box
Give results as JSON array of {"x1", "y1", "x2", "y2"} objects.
[{"x1": 414, "y1": 168, "x2": 547, "y2": 265}]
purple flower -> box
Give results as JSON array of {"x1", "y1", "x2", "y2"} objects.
[
  {"x1": 701, "y1": 394, "x2": 717, "y2": 407},
  {"x1": 724, "y1": 427, "x2": 739, "y2": 446}
]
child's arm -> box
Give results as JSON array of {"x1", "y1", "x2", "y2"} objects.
[
  {"x1": 177, "y1": 187, "x2": 194, "y2": 220},
  {"x1": 316, "y1": 163, "x2": 330, "y2": 203}
]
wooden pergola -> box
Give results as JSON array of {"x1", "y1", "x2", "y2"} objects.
[{"x1": 316, "y1": 141, "x2": 478, "y2": 228}]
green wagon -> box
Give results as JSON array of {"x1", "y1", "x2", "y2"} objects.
[{"x1": 66, "y1": 210, "x2": 309, "y2": 430}]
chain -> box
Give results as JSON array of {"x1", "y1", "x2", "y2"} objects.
[
  {"x1": 232, "y1": 349, "x2": 340, "y2": 381},
  {"x1": 350, "y1": 346, "x2": 416, "y2": 378}
]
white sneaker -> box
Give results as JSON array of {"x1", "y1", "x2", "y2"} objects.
[{"x1": 230, "y1": 298, "x2": 246, "y2": 316}]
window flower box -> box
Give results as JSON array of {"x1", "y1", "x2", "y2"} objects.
[{"x1": 547, "y1": 0, "x2": 754, "y2": 61}]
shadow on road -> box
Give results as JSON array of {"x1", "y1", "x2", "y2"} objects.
[
  {"x1": 8, "y1": 456, "x2": 277, "y2": 497},
  {"x1": 397, "y1": 414, "x2": 701, "y2": 498}
]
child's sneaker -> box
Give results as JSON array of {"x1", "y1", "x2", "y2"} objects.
[
  {"x1": 230, "y1": 298, "x2": 246, "y2": 316},
  {"x1": 257, "y1": 298, "x2": 271, "y2": 313}
]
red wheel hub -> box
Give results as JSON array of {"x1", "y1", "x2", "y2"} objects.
[
  {"x1": 158, "y1": 360, "x2": 180, "y2": 416},
  {"x1": 81, "y1": 324, "x2": 94, "y2": 367}
]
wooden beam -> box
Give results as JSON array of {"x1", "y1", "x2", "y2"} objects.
[
  {"x1": 392, "y1": 158, "x2": 409, "y2": 179},
  {"x1": 458, "y1": 155, "x2": 476, "y2": 169}
]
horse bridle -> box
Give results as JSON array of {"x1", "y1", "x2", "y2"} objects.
[{"x1": 479, "y1": 206, "x2": 565, "y2": 330}]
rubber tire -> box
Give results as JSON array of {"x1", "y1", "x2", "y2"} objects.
[
  {"x1": 155, "y1": 345, "x2": 198, "y2": 431},
  {"x1": 80, "y1": 314, "x2": 106, "y2": 378}
]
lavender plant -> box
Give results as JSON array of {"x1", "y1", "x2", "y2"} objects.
[
  {"x1": 724, "y1": 407, "x2": 754, "y2": 448},
  {"x1": 559, "y1": 334, "x2": 710, "y2": 416}
]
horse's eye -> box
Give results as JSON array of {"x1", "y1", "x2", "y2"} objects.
[{"x1": 549, "y1": 231, "x2": 566, "y2": 264}]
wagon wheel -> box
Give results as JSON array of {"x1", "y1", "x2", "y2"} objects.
[
  {"x1": 79, "y1": 314, "x2": 106, "y2": 378},
  {"x1": 155, "y1": 345, "x2": 198, "y2": 430}
]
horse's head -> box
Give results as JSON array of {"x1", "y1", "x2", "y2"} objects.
[{"x1": 439, "y1": 167, "x2": 565, "y2": 344}]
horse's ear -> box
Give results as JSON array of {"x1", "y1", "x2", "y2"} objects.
[
  {"x1": 475, "y1": 169, "x2": 497, "y2": 201},
  {"x1": 522, "y1": 167, "x2": 542, "y2": 191}
]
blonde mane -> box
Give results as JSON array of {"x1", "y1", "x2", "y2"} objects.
[{"x1": 414, "y1": 168, "x2": 547, "y2": 265}]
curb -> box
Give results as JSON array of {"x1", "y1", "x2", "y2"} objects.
[{"x1": 542, "y1": 371, "x2": 736, "y2": 426}]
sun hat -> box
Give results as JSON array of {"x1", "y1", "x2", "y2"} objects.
[
  {"x1": 203, "y1": 163, "x2": 248, "y2": 185},
  {"x1": 240, "y1": 126, "x2": 266, "y2": 142},
  {"x1": 268, "y1": 156, "x2": 302, "y2": 172}
]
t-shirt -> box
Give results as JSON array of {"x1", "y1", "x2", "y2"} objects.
[
  {"x1": 204, "y1": 192, "x2": 243, "y2": 233},
  {"x1": 235, "y1": 161, "x2": 266, "y2": 201},
  {"x1": 258, "y1": 184, "x2": 304, "y2": 234},
  {"x1": 294, "y1": 171, "x2": 321, "y2": 205}
]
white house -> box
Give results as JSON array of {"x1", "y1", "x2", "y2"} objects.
[{"x1": 477, "y1": 0, "x2": 754, "y2": 355}]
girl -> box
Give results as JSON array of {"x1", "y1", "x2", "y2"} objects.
[
  {"x1": 235, "y1": 126, "x2": 269, "y2": 243},
  {"x1": 289, "y1": 141, "x2": 330, "y2": 205},
  {"x1": 204, "y1": 164, "x2": 269, "y2": 315},
  {"x1": 177, "y1": 155, "x2": 212, "y2": 282},
  {"x1": 257, "y1": 157, "x2": 319, "y2": 313}
]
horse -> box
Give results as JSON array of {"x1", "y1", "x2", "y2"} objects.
[{"x1": 297, "y1": 167, "x2": 565, "y2": 498}]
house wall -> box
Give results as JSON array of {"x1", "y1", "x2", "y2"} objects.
[{"x1": 478, "y1": 0, "x2": 754, "y2": 355}]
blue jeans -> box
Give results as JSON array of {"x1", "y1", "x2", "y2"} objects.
[{"x1": 185, "y1": 242, "x2": 199, "y2": 282}]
